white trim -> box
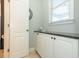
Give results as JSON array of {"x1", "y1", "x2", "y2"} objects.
[
  {"x1": 4, "y1": 0, "x2": 10, "y2": 57},
  {"x1": 49, "y1": 19, "x2": 74, "y2": 26},
  {"x1": 49, "y1": 0, "x2": 74, "y2": 24}
]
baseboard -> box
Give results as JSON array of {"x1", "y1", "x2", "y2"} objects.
[{"x1": 29, "y1": 48, "x2": 35, "y2": 52}]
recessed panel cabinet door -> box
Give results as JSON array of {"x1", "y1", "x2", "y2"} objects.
[
  {"x1": 36, "y1": 33, "x2": 43, "y2": 57},
  {"x1": 54, "y1": 36, "x2": 78, "y2": 58},
  {"x1": 10, "y1": 0, "x2": 29, "y2": 57},
  {"x1": 42, "y1": 34, "x2": 54, "y2": 58},
  {"x1": 36, "y1": 33, "x2": 54, "y2": 58}
]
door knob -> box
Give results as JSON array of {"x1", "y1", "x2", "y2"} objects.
[
  {"x1": 1, "y1": 34, "x2": 4, "y2": 39},
  {"x1": 26, "y1": 29, "x2": 29, "y2": 32}
]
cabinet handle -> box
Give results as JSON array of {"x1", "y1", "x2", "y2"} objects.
[
  {"x1": 51, "y1": 37, "x2": 54, "y2": 39},
  {"x1": 54, "y1": 37, "x2": 56, "y2": 40},
  {"x1": 26, "y1": 29, "x2": 29, "y2": 32}
]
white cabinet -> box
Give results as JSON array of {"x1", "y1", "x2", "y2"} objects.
[
  {"x1": 36, "y1": 32, "x2": 79, "y2": 58},
  {"x1": 54, "y1": 36, "x2": 78, "y2": 58},
  {"x1": 36, "y1": 33, "x2": 54, "y2": 58}
]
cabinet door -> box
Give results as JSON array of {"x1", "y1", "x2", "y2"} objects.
[
  {"x1": 54, "y1": 36, "x2": 78, "y2": 58},
  {"x1": 36, "y1": 33, "x2": 43, "y2": 57},
  {"x1": 36, "y1": 33, "x2": 54, "y2": 58}
]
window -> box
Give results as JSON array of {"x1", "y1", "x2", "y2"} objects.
[{"x1": 49, "y1": 0, "x2": 74, "y2": 24}]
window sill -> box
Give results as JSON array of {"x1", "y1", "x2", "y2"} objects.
[{"x1": 49, "y1": 20, "x2": 74, "y2": 26}]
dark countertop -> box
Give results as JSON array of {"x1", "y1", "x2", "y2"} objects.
[{"x1": 34, "y1": 31, "x2": 79, "y2": 39}]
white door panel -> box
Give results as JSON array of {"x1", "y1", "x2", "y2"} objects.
[
  {"x1": 10, "y1": 0, "x2": 29, "y2": 57},
  {"x1": 54, "y1": 36, "x2": 78, "y2": 58},
  {"x1": 36, "y1": 33, "x2": 54, "y2": 58},
  {"x1": 54, "y1": 39, "x2": 73, "y2": 58}
]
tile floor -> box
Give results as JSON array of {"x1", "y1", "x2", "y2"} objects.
[
  {"x1": 25, "y1": 50, "x2": 41, "y2": 58},
  {"x1": 0, "y1": 49, "x2": 3, "y2": 58},
  {"x1": 0, "y1": 49, "x2": 40, "y2": 58}
]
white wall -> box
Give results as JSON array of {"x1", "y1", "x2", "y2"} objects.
[
  {"x1": 29, "y1": 0, "x2": 43, "y2": 48},
  {"x1": 42, "y1": 0, "x2": 79, "y2": 34}
]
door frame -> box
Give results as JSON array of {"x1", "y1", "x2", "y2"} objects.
[{"x1": 4, "y1": 0, "x2": 10, "y2": 57}]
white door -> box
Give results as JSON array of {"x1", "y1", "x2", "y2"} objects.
[
  {"x1": 36, "y1": 33, "x2": 54, "y2": 58},
  {"x1": 54, "y1": 36, "x2": 78, "y2": 58},
  {"x1": 10, "y1": 0, "x2": 29, "y2": 57},
  {"x1": 41, "y1": 34, "x2": 54, "y2": 58},
  {"x1": 36, "y1": 33, "x2": 45, "y2": 57}
]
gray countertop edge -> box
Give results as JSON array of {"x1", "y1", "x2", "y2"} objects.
[{"x1": 34, "y1": 31, "x2": 79, "y2": 39}]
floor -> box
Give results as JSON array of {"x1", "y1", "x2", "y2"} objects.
[
  {"x1": 0, "y1": 49, "x2": 40, "y2": 58},
  {"x1": 25, "y1": 50, "x2": 41, "y2": 58},
  {"x1": 0, "y1": 49, "x2": 3, "y2": 58}
]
